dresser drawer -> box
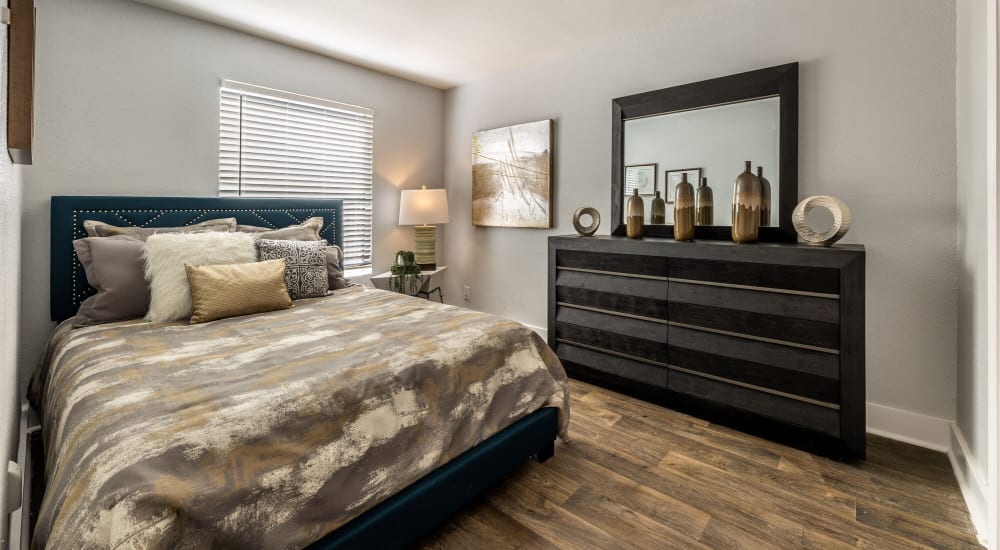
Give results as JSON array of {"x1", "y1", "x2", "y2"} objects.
[
  {"x1": 669, "y1": 325, "x2": 839, "y2": 379},
  {"x1": 556, "y1": 342, "x2": 668, "y2": 388},
  {"x1": 556, "y1": 305, "x2": 667, "y2": 343},
  {"x1": 668, "y1": 302, "x2": 839, "y2": 351},
  {"x1": 669, "y1": 347, "x2": 840, "y2": 404},
  {"x1": 557, "y1": 269, "x2": 667, "y2": 299},
  {"x1": 557, "y1": 249, "x2": 668, "y2": 277},
  {"x1": 668, "y1": 369, "x2": 841, "y2": 436},
  {"x1": 555, "y1": 322, "x2": 667, "y2": 364},
  {"x1": 668, "y1": 281, "x2": 839, "y2": 324},
  {"x1": 557, "y1": 286, "x2": 668, "y2": 319},
  {"x1": 670, "y1": 257, "x2": 840, "y2": 295}
]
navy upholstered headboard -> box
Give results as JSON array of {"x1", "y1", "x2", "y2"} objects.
[{"x1": 50, "y1": 196, "x2": 344, "y2": 322}]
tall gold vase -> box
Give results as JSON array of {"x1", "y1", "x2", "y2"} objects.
[
  {"x1": 757, "y1": 166, "x2": 772, "y2": 227},
  {"x1": 626, "y1": 189, "x2": 644, "y2": 239},
  {"x1": 650, "y1": 191, "x2": 666, "y2": 224},
  {"x1": 732, "y1": 161, "x2": 761, "y2": 243},
  {"x1": 673, "y1": 173, "x2": 695, "y2": 241},
  {"x1": 696, "y1": 177, "x2": 714, "y2": 226}
]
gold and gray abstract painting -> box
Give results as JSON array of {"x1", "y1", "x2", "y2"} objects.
[{"x1": 472, "y1": 119, "x2": 552, "y2": 228}]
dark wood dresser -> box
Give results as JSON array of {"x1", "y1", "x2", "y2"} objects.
[{"x1": 548, "y1": 235, "x2": 865, "y2": 458}]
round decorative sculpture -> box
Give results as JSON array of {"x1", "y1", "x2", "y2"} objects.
[
  {"x1": 572, "y1": 207, "x2": 601, "y2": 236},
  {"x1": 792, "y1": 195, "x2": 852, "y2": 246}
]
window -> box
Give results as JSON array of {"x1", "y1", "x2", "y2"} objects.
[{"x1": 219, "y1": 80, "x2": 374, "y2": 272}]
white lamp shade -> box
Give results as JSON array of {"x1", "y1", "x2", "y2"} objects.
[{"x1": 399, "y1": 187, "x2": 449, "y2": 225}]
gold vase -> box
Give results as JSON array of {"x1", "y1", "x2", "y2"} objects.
[
  {"x1": 626, "y1": 189, "x2": 644, "y2": 239},
  {"x1": 650, "y1": 190, "x2": 666, "y2": 224},
  {"x1": 757, "y1": 166, "x2": 772, "y2": 227},
  {"x1": 732, "y1": 161, "x2": 761, "y2": 243},
  {"x1": 696, "y1": 177, "x2": 713, "y2": 226},
  {"x1": 673, "y1": 173, "x2": 695, "y2": 241}
]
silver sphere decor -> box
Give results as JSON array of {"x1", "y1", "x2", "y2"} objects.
[
  {"x1": 572, "y1": 207, "x2": 601, "y2": 236},
  {"x1": 792, "y1": 195, "x2": 852, "y2": 246}
]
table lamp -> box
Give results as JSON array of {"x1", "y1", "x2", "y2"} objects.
[{"x1": 399, "y1": 186, "x2": 449, "y2": 269}]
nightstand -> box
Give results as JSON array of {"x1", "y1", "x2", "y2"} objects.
[{"x1": 370, "y1": 266, "x2": 447, "y2": 302}]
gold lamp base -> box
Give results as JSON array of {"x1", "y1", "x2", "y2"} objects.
[{"x1": 414, "y1": 225, "x2": 437, "y2": 270}]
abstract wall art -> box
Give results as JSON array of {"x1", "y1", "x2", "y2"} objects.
[{"x1": 472, "y1": 119, "x2": 552, "y2": 228}]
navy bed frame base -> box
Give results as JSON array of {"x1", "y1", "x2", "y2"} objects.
[
  {"x1": 44, "y1": 196, "x2": 560, "y2": 549},
  {"x1": 309, "y1": 407, "x2": 558, "y2": 549}
]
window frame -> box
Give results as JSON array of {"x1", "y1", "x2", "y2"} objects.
[{"x1": 218, "y1": 79, "x2": 374, "y2": 275}]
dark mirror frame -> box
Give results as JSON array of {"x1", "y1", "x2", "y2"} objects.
[{"x1": 611, "y1": 63, "x2": 798, "y2": 241}]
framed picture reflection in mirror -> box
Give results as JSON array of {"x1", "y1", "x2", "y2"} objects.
[
  {"x1": 664, "y1": 168, "x2": 702, "y2": 204},
  {"x1": 624, "y1": 163, "x2": 657, "y2": 196}
]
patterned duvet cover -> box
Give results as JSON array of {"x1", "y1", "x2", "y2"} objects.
[{"x1": 28, "y1": 287, "x2": 568, "y2": 549}]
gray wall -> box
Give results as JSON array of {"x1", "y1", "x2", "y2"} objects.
[
  {"x1": 956, "y1": 0, "x2": 990, "y2": 510},
  {"x1": 0, "y1": 0, "x2": 23, "y2": 541},
  {"x1": 442, "y1": 0, "x2": 959, "y2": 423},
  {"x1": 18, "y1": 0, "x2": 445, "y2": 390}
]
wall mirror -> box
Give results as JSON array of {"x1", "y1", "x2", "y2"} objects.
[{"x1": 611, "y1": 63, "x2": 798, "y2": 241}]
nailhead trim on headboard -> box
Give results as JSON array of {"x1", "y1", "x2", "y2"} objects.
[{"x1": 51, "y1": 197, "x2": 344, "y2": 322}]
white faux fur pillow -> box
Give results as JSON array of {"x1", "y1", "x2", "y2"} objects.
[{"x1": 143, "y1": 232, "x2": 258, "y2": 322}]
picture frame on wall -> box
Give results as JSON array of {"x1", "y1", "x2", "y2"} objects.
[
  {"x1": 8, "y1": 0, "x2": 35, "y2": 164},
  {"x1": 664, "y1": 167, "x2": 702, "y2": 203},
  {"x1": 624, "y1": 163, "x2": 657, "y2": 196},
  {"x1": 472, "y1": 119, "x2": 552, "y2": 228}
]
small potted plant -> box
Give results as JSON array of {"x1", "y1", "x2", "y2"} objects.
[{"x1": 389, "y1": 250, "x2": 422, "y2": 296}]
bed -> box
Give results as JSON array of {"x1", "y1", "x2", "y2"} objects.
[{"x1": 29, "y1": 196, "x2": 568, "y2": 549}]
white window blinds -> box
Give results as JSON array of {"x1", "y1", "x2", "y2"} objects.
[{"x1": 219, "y1": 80, "x2": 374, "y2": 270}]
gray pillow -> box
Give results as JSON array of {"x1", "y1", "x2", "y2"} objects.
[
  {"x1": 258, "y1": 239, "x2": 329, "y2": 299},
  {"x1": 324, "y1": 244, "x2": 351, "y2": 290},
  {"x1": 235, "y1": 216, "x2": 324, "y2": 241},
  {"x1": 83, "y1": 217, "x2": 236, "y2": 239},
  {"x1": 72, "y1": 236, "x2": 150, "y2": 325}
]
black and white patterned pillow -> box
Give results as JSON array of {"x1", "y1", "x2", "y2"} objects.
[{"x1": 257, "y1": 239, "x2": 329, "y2": 299}]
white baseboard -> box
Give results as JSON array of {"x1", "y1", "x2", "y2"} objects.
[
  {"x1": 522, "y1": 323, "x2": 547, "y2": 342},
  {"x1": 948, "y1": 424, "x2": 990, "y2": 547},
  {"x1": 865, "y1": 401, "x2": 952, "y2": 452}
]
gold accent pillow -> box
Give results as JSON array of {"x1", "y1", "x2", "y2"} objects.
[{"x1": 185, "y1": 259, "x2": 293, "y2": 324}]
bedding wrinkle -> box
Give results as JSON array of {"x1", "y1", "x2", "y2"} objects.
[{"x1": 28, "y1": 288, "x2": 568, "y2": 549}]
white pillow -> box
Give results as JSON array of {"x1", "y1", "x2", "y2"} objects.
[{"x1": 142, "y1": 232, "x2": 258, "y2": 322}]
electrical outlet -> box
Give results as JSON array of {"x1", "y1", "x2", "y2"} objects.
[{"x1": 463, "y1": 286, "x2": 471, "y2": 301}]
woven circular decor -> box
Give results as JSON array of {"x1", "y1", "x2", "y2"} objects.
[
  {"x1": 792, "y1": 195, "x2": 851, "y2": 246},
  {"x1": 572, "y1": 207, "x2": 601, "y2": 237}
]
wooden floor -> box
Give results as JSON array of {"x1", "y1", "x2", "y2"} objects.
[{"x1": 420, "y1": 380, "x2": 982, "y2": 549}]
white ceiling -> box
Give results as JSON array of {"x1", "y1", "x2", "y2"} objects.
[{"x1": 131, "y1": 0, "x2": 726, "y2": 89}]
